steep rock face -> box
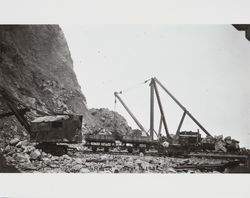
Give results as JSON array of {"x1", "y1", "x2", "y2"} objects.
[
  {"x1": 0, "y1": 25, "x2": 86, "y2": 115},
  {"x1": 0, "y1": 25, "x2": 96, "y2": 147}
]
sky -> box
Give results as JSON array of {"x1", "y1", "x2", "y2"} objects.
[{"x1": 62, "y1": 25, "x2": 250, "y2": 148}]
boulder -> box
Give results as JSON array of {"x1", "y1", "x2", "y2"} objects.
[
  {"x1": 0, "y1": 142, "x2": 5, "y2": 149},
  {"x1": 49, "y1": 163, "x2": 59, "y2": 168},
  {"x1": 16, "y1": 148, "x2": 23, "y2": 153},
  {"x1": 224, "y1": 136, "x2": 231, "y2": 141},
  {"x1": 22, "y1": 131, "x2": 28, "y2": 137},
  {"x1": 166, "y1": 167, "x2": 177, "y2": 173},
  {"x1": 42, "y1": 157, "x2": 51, "y2": 165},
  {"x1": 11, "y1": 126, "x2": 18, "y2": 133},
  {"x1": 30, "y1": 149, "x2": 41, "y2": 160},
  {"x1": 4, "y1": 145, "x2": 11, "y2": 153},
  {"x1": 135, "y1": 159, "x2": 143, "y2": 165},
  {"x1": 124, "y1": 161, "x2": 134, "y2": 168},
  {"x1": 16, "y1": 140, "x2": 29, "y2": 148},
  {"x1": 62, "y1": 154, "x2": 72, "y2": 161},
  {"x1": 6, "y1": 156, "x2": 15, "y2": 163},
  {"x1": 215, "y1": 135, "x2": 223, "y2": 141},
  {"x1": 47, "y1": 153, "x2": 52, "y2": 158},
  {"x1": 140, "y1": 161, "x2": 151, "y2": 170},
  {"x1": 70, "y1": 164, "x2": 83, "y2": 172},
  {"x1": 100, "y1": 154, "x2": 109, "y2": 161},
  {"x1": 215, "y1": 141, "x2": 227, "y2": 152},
  {"x1": 21, "y1": 162, "x2": 37, "y2": 170},
  {"x1": 9, "y1": 138, "x2": 20, "y2": 146},
  {"x1": 74, "y1": 158, "x2": 82, "y2": 164},
  {"x1": 22, "y1": 145, "x2": 36, "y2": 153},
  {"x1": 180, "y1": 159, "x2": 190, "y2": 165},
  {"x1": 51, "y1": 156, "x2": 59, "y2": 161},
  {"x1": 225, "y1": 139, "x2": 232, "y2": 145},
  {"x1": 14, "y1": 153, "x2": 30, "y2": 163},
  {"x1": 6, "y1": 149, "x2": 16, "y2": 156}
]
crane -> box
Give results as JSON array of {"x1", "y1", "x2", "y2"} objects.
[
  {"x1": 152, "y1": 77, "x2": 212, "y2": 137},
  {"x1": 114, "y1": 77, "x2": 212, "y2": 143}
]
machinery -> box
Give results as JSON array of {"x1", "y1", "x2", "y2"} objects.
[
  {"x1": 85, "y1": 77, "x2": 215, "y2": 155},
  {"x1": 85, "y1": 131, "x2": 158, "y2": 153},
  {"x1": 0, "y1": 87, "x2": 83, "y2": 155},
  {"x1": 147, "y1": 77, "x2": 215, "y2": 153},
  {"x1": 177, "y1": 130, "x2": 201, "y2": 150},
  {"x1": 85, "y1": 82, "x2": 158, "y2": 153}
]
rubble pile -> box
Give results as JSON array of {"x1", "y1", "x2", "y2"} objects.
[
  {"x1": 1, "y1": 137, "x2": 230, "y2": 173},
  {"x1": 0, "y1": 25, "x2": 100, "y2": 172},
  {"x1": 0, "y1": 117, "x2": 29, "y2": 149},
  {"x1": 89, "y1": 108, "x2": 133, "y2": 135},
  {"x1": 202, "y1": 135, "x2": 240, "y2": 153}
]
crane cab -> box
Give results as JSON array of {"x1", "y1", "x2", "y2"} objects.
[{"x1": 30, "y1": 114, "x2": 83, "y2": 143}]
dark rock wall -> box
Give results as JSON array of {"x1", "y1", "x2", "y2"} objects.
[
  {"x1": 0, "y1": 25, "x2": 97, "y2": 147},
  {"x1": 0, "y1": 25, "x2": 89, "y2": 116}
]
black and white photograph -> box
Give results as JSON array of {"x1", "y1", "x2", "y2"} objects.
[
  {"x1": 1, "y1": 24, "x2": 249, "y2": 174},
  {"x1": 0, "y1": 1, "x2": 250, "y2": 198}
]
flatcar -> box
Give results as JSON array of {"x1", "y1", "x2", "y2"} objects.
[{"x1": 85, "y1": 132, "x2": 159, "y2": 153}]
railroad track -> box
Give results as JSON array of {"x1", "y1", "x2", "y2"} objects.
[
  {"x1": 186, "y1": 152, "x2": 249, "y2": 162},
  {"x1": 68, "y1": 147, "x2": 249, "y2": 163},
  {"x1": 66, "y1": 148, "x2": 250, "y2": 173}
]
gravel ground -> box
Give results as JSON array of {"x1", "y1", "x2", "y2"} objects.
[{"x1": 1, "y1": 138, "x2": 229, "y2": 173}]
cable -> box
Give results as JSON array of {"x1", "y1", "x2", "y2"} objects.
[
  {"x1": 114, "y1": 96, "x2": 117, "y2": 111},
  {"x1": 117, "y1": 78, "x2": 152, "y2": 94}
]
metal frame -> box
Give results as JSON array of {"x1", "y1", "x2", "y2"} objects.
[
  {"x1": 151, "y1": 79, "x2": 171, "y2": 139},
  {"x1": 114, "y1": 92, "x2": 148, "y2": 135},
  {"x1": 114, "y1": 77, "x2": 212, "y2": 141},
  {"x1": 154, "y1": 77, "x2": 212, "y2": 137}
]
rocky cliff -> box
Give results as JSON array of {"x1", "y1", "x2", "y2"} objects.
[
  {"x1": 0, "y1": 25, "x2": 94, "y2": 147},
  {"x1": 0, "y1": 25, "x2": 87, "y2": 114},
  {"x1": 0, "y1": 25, "x2": 133, "y2": 173}
]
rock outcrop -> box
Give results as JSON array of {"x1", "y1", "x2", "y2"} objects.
[
  {"x1": 0, "y1": 25, "x2": 97, "y2": 152},
  {"x1": 89, "y1": 108, "x2": 133, "y2": 135},
  {"x1": 0, "y1": 25, "x2": 87, "y2": 115}
]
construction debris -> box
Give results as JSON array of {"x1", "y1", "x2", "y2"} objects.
[
  {"x1": 201, "y1": 135, "x2": 240, "y2": 153},
  {"x1": 2, "y1": 137, "x2": 243, "y2": 173}
]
